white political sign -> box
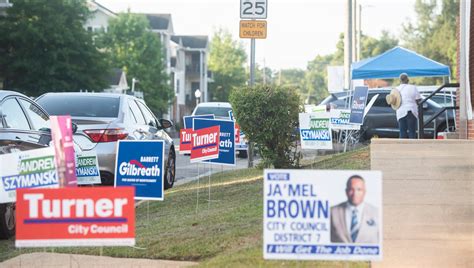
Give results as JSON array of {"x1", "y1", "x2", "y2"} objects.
[
  {"x1": 0, "y1": 147, "x2": 59, "y2": 203},
  {"x1": 299, "y1": 112, "x2": 333, "y2": 150},
  {"x1": 330, "y1": 109, "x2": 361, "y2": 130},
  {"x1": 75, "y1": 151, "x2": 101, "y2": 185},
  {"x1": 263, "y1": 169, "x2": 383, "y2": 261}
]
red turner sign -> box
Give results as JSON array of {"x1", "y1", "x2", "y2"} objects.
[
  {"x1": 190, "y1": 126, "x2": 220, "y2": 163},
  {"x1": 16, "y1": 187, "x2": 135, "y2": 247}
]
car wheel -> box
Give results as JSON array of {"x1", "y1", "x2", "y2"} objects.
[
  {"x1": 238, "y1": 150, "x2": 248, "y2": 158},
  {"x1": 164, "y1": 149, "x2": 176, "y2": 190},
  {"x1": 0, "y1": 203, "x2": 15, "y2": 239}
]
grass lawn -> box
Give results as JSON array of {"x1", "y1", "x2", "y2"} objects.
[{"x1": 0, "y1": 146, "x2": 370, "y2": 267}]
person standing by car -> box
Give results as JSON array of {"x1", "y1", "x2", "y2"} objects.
[{"x1": 395, "y1": 73, "x2": 421, "y2": 139}]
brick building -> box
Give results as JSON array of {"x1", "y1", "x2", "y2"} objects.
[{"x1": 457, "y1": 1, "x2": 474, "y2": 139}]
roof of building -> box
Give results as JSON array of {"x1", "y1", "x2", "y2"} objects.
[
  {"x1": 107, "y1": 68, "x2": 124, "y2": 86},
  {"x1": 171, "y1": 35, "x2": 208, "y2": 49},
  {"x1": 145, "y1": 14, "x2": 173, "y2": 32},
  {"x1": 88, "y1": 0, "x2": 116, "y2": 17}
]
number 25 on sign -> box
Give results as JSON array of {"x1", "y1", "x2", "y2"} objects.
[{"x1": 240, "y1": 0, "x2": 267, "y2": 19}]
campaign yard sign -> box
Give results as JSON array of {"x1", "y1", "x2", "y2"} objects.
[
  {"x1": 75, "y1": 151, "x2": 101, "y2": 185},
  {"x1": 330, "y1": 109, "x2": 360, "y2": 130},
  {"x1": 349, "y1": 86, "x2": 369, "y2": 125},
  {"x1": 263, "y1": 169, "x2": 382, "y2": 261},
  {"x1": 50, "y1": 115, "x2": 77, "y2": 187},
  {"x1": 190, "y1": 125, "x2": 220, "y2": 163},
  {"x1": 183, "y1": 114, "x2": 215, "y2": 129},
  {"x1": 15, "y1": 187, "x2": 135, "y2": 247},
  {"x1": 235, "y1": 123, "x2": 241, "y2": 143},
  {"x1": 299, "y1": 113, "x2": 333, "y2": 150},
  {"x1": 194, "y1": 118, "x2": 236, "y2": 166},
  {"x1": 115, "y1": 141, "x2": 164, "y2": 200},
  {"x1": 179, "y1": 128, "x2": 193, "y2": 154},
  {"x1": 0, "y1": 147, "x2": 59, "y2": 204}
]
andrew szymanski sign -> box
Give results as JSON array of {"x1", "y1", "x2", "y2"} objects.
[
  {"x1": 330, "y1": 109, "x2": 360, "y2": 130},
  {"x1": 299, "y1": 113, "x2": 333, "y2": 150},
  {"x1": 115, "y1": 140, "x2": 164, "y2": 200},
  {"x1": 75, "y1": 151, "x2": 101, "y2": 185},
  {"x1": 0, "y1": 147, "x2": 59, "y2": 203},
  {"x1": 264, "y1": 169, "x2": 382, "y2": 261},
  {"x1": 15, "y1": 187, "x2": 135, "y2": 247}
]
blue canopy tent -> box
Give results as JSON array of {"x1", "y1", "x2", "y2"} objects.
[{"x1": 351, "y1": 46, "x2": 451, "y2": 80}]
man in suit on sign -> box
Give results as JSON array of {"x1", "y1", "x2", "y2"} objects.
[{"x1": 330, "y1": 175, "x2": 379, "y2": 244}]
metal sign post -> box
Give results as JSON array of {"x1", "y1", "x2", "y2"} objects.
[
  {"x1": 248, "y1": 38, "x2": 256, "y2": 168},
  {"x1": 240, "y1": 0, "x2": 268, "y2": 168}
]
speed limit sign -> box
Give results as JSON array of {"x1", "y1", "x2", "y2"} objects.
[{"x1": 240, "y1": 0, "x2": 267, "y2": 19}]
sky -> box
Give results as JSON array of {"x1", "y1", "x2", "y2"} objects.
[{"x1": 97, "y1": 0, "x2": 417, "y2": 70}]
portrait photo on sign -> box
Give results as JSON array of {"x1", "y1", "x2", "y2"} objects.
[{"x1": 329, "y1": 173, "x2": 382, "y2": 245}]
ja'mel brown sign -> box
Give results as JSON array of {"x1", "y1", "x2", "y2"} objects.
[{"x1": 240, "y1": 20, "x2": 267, "y2": 39}]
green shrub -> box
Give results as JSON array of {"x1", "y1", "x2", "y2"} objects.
[{"x1": 229, "y1": 85, "x2": 302, "y2": 168}]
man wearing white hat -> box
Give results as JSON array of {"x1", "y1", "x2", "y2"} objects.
[{"x1": 386, "y1": 73, "x2": 422, "y2": 139}]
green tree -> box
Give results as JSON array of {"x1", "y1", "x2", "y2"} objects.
[
  {"x1": 99, "y1": 12, "x2": 172, "y2": 116},
  {"x1": 208, "y1": 29, "x2": 247, "y2": 101},
  {"x1": 0, "y1": 0, "x2": 108, "y2": 96},
  {"x1": 230, "y1": 85, "x2": 302, "y2": 168},
  {"x1": 360, "y1": 31, "x2": 398, "y2": 59},
  {"x1": 402, "y1": 0, "x2": 459, "y2": 82}
]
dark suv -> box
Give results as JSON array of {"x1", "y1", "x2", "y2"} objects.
[{"x1": 320, "y1": 88, "x2": 455, "y2": 140}]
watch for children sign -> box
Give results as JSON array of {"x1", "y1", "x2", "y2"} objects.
[{"x1": 264, "y1": 169, "x2": 382, "y2": 261}]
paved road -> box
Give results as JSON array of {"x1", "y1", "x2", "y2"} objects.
[{"x1": 173, "y1": 139, "x2": 257, "y2": 186}]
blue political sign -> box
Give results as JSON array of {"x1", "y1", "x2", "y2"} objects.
[
  {"x1": 193, "y1": 118, "x2": 235, "y2": 166},
  {"x1": 115, "y1": 140, "x2": 165, "y2": 200},
  {"x1": 183, "y1": 114, "x2": 215, "y2": 129},
  {"x1": 349, "y1": 86, "x2": 369, "y2": 124}
]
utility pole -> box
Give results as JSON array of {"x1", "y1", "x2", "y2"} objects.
[
  {"x1": 357, "y1": 4, "x2": 362, "y2": 61},
  {"x1": 352, "y1": 0, "x2": 357, "y2": 62},
  {"x1": 344, "y1": 0, "x2": 353, "y2": 90}
]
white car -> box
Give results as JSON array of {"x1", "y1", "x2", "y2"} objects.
[{"x1": 191, "y1": 102, "x2": 248, "y2": 158}]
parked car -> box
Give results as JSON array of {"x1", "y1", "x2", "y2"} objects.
[
  {"x1": 36, "y1": 92, "x2": 176, "y2": 188},
  {"x1": 0, "y1": 90, "x2": 77, "y2": 239},
  {"x1": 320, "y1": 88, "x2": 456, "y2": 140},
  {"x1": 191, "y1": 102, "x2": 248, "y2": 158}
]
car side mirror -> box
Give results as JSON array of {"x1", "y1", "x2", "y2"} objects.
[
  {"x1": 159, "y1": 119, "x2": 173, "y2": 129},
  {"x1": 422, "y1": 103, "x2": 429, "y2": 109},
  {"x1": 71, "y1": 122, "x2": 78, "y2": 134}
]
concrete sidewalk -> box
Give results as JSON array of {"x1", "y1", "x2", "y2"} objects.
[
  {"x1": 1, "y1": 252, "x2": 197, "y2": 268},
  {"x1": 371, "y1": 139, "x2": 474, "y2": 267}
]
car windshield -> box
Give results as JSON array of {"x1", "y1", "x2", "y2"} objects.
[
  {"x1": 195, "y1": 106, "x2": 232, "y2": 117},
  {"x1": 37, "y1": 95, "x2": 120, "y2": 117}
]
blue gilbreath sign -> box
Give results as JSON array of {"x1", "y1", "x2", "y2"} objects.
[
  {"x1": 115, "y1": 140, "x2": 164, "y2": 200},
  {"x1": 193, "y1": 118, "x2": 236, "y2": 166},
  {"x1": 264, "y1": 169, "x2": 383, "y2": 261},
  {"x1": 349, "y1": 86, "x2": 369, "y2": 125},
  {"x1": 183, "y1": 114, "x2": 215, "y2": 129}
]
